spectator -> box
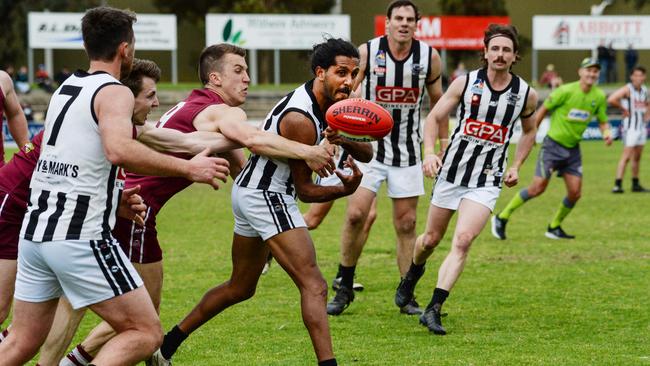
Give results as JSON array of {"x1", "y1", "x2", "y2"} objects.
[
  {"x1": 35, "y1": 64, "x2": 55, "y2": 93},
  {"x1": 54, "y1": 67, "x2": 72, "y2": 86},
  {"x1": 624, "y1": 44, "x2": 639, "y2": 82},
  {"x1": 539, "y1": 63, "x2": 563, "y2": 89},
  {"x1": 608, "y1": 42, "x2": 617, "y2": 83},
  {"x1": 451, "y1": 62, "x2": 467, "y2": 81},
  {"x1": 597, "y1": 40, "x2": 609, "y2": 84},
  {"x1": 15, "y1": 65, "x2": 30, "y2": 94}
]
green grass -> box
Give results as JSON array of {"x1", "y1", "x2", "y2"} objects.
[{"x1": 13, "y1": 141, "x2": 650, "y2": 365}]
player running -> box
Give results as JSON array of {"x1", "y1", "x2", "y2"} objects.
[{"x1": 492, "y1": 57, "x2": 612, "y2": 241}]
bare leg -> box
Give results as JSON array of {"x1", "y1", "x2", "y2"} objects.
[
  {"x1": 89, "y1": 287, "x2": 162, "y2": 366},
  {"x1": 615, "y1": 146, "x2": 633, "y2": 180},
  {"x1": 392, "y1": 196, "x2": 419, "y2": 277},
  {"x1": 631, "y1": 145, "x2": 644, "y2": 178},
  {"x1": 340, "y1": 188, "x2": 376, "y2": 266},
  {"x1": 303, "y1": 201, "x2": 335, "y2": 230},
  {"x1": 178, "y1": 234, "x2": 268, "y2": 334},
  {"x1": 37, "y1": 297, "x2": 86, "y2": 366},
  {"x1": 413, "y1": 205, "x2": 455, "y2": 265},
  {"x1": 562, "y1": 173, "x2": 582, "y2": 204},
  {"x1": 78, "y1": 260, "x2": 164, "y2": 357},
  {"x1": 436, "y1": 199, "x2": 492, "y2": 291},
  {"x1": 0, "y1": 259, "x2": 17, "y2": 326},
  {"x1": 0, "y1": 298, "x2": 59, "y2": 365},
  {"x1": 267, "y1": 228, "x2": 332, "y2": 362}
]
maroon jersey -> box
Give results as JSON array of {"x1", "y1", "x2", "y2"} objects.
[
  {"x1": 125, "y1": 89, "x2": 225, "y2": 214},
  {"x1": 0, "y1": 131, "x2": 43, "y2": 206},
  {"x1": 0, "y1": 88, "x2": 6, "y2": 166}
]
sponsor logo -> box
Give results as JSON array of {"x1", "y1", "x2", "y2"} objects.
[
  {"x1": 331, "y1": 105, "x2": 382, "y2": 124},
  {"x1": 412, "y1": 63, "x2": 425, "y2": 74},
  {"x1": 553, "y1": 21, "x2": 569, "y2": 45},
  {"x1": 375, "y1": 86, "x2": 420, "y2": 104},
  {"x1": 488, "y1": 100, "x2": 498, "y2": 107},
  {"x1": 471, "y1": 94, "x2": 481, "y2": 106},
  {"x1": 35, "y1": 158, "x2": 79, "y2": 178},
  {"x1": 506, "y1": 92, "x2": 521, "y2": 106},
  {"x1": 463, "y1": 119, "x2": 508, "y2": 144},
  {"x1": 373, "y1": 66, "x2": 386, "y2": 76},
  {"x1": 375, "y1": 50, "x2": 386, "y2": 67},
  {"x1": 222, "y1": 19, "x2": 245, "y2": 45},
  {"x1": 470, "y1": 78, "x2": 484, "y2": 95},
  {"x1": 567, "y1": 108, "x2": 590, "y2": 122}
]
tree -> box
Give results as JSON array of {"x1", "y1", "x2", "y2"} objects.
[{"x1": 0, "y1": 1, "x2": 99, "y2": 70}]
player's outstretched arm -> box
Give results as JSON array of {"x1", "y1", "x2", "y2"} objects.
[
  {"x1": 0, "y1": 70, "x2": 30, "y2": 148},
  {"x1": 281, "y1": 111, "x2": 361, "y2": 202},
  {"x1": 136, "y1": 122, "x2": 241, "y2": 155},
  {"x1": 422, "y1": 76, "x2": 465, "y2": 178},
  {"x1": 196, "y1": 104, "x2": 335, "y2": 177},
  {"x1": 96, "y1": 85, "x2": 229, "y2": 189},
  {"x1": 504, "y1": 88, "x2": 539, "y2": 187}
]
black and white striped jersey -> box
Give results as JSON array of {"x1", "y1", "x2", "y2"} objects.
[
  {"x1": 622, "y1": 83, "x2": 648, "y2": 131},
  {"x1": 362, "y1": 36, "x2": 432, "y2": 167},
  {"x1": 235, "y1": 80, "x2": 326, "y2": 196},
  {"x1": 438, "y1": 68, "x2": 530, "y2": 188},
  {"x1": 21, "y1": 70, "x2": 126, "y2": 242}
]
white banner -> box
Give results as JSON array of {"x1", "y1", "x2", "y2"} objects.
[
  {"x1": 28, "y1": 12, "x2": 177, "y2": 50},
  {"x1": 205, "y1": 14, "x2": 350, "y2": 50},
  {"x1": 533, "y1": 15, "x2": 650, "y2": 50}
]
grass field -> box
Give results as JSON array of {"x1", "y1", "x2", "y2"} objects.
[{"x1": 12, "y1": 140, "x2": 650, "y2": 365}]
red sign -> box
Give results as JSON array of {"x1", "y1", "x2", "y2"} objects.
[
  {"x1": 463, "y1": 119, "x2": 508, "y2": 144},
  {"x1": 374, "y1": 16, "x2": 510, "y2": 50},
  {"x1": 375, "y1": 86, "x2": 420, "y2": 104}
]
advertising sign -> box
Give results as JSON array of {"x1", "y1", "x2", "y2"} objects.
[
  {"x1": 533, "y1": 16, "x2": 650, "y2": 50},
  {"x1": 205, "y1": 14, "x2": 350, "y2": 49},
  {"x1": 374, "y1": 16, "x2": 510, "y2": 50},
  {"x1": 28, "y1": 12, "x2": 177, "y2": 50}
]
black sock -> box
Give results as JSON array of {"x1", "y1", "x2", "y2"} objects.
[
  {"x1": 339, "y1": 264, "x2": 356, "y2": 289},
  {"x1": 633, "y1": 177, "x2": 640, "y2": 187},
  {"x1": 318, "y1": 358, "x2": 337, "y2": 366},
  {"x1": 428, "y1": 287, "x2": 450, "y2": 310},
  {"x1": 160, "y1": 325, "x2": 188, "y2": 360},
  {"x1": 407, "y1": 262, "x2": 425, "y2": 279},
  {"x1": 615, "y1": 178, "x2": 622, "y2": 187}
]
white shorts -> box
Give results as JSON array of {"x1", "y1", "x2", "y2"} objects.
[
  {"x1": 232, "y1": 185, "x2": 306, "y2": 241},
  {"x1": 358, "y1": 159, "x2": 425, "y2": 198},
  {"x1": 15, "y1": 238, "x2": 143, "y2": 309},
  {"x1": 622, "y1": 128, "x2": 646, "y2": 147},
  {"x1": 430, "y1": 179, "x2": 501, "y2": 212}
]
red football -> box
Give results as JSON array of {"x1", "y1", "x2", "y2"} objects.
[{"x1": 325, "y1": 98, "x2": 393, "y2": 142}]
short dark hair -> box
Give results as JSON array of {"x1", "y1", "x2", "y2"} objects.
[
  {"x1": 480, "y1": 23, "x2": 521, "y2": 67},
  {"x1": 121, "y1": 59, "x2": 161, "y2": 96},
  {"x1": 386, "y1": 0, "x2": 420, "y2": 21},
  {"x1": 198, "y1": 44, "x2": 246, "y2": 85},
  {"x1": 631, "y1": 65, "x2": 646, "y2": 75},
  {"x1": 81, "y1": 7, "x2": 136, "y2": 61},
  {"x1": 310, "y1": 38, "x2": 359, "y2": 74}
]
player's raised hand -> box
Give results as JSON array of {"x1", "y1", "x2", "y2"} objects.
[
  {"x1": 304, "y1": 143, "x2": 336, "y2": 178},
  {"x1": 187, "y1": 148, "x2": 230, "y2": 189},
  {"x1": 604, "y1": 134, "x2": 613, "y2": 146},
  {"x1": 503, "y1": 167, "x2": 519, "y2": 187},
  {"x1": 337, "y1": 156, "x2": 363, "y2": 194},
  {"x1": 323, "y1": 127, "x2": 346, "y2": 146},
  {"x1": 117, "y1": 185, "x2": 147, "y2": 226},
  {"x1": 422, "y1": 153, "x2": 442, "y2": 178}
]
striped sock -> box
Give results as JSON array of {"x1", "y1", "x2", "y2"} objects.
[
  {"x1": 0, "y1": 328, "x2": 8, "y2": 343},
  {"x1": 62, "y1": 344, "x2": 92, "y2": 366}
]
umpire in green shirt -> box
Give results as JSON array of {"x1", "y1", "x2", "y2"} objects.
[{"x1": 491, "y1": 57, "x2": 612, "y2": 240}]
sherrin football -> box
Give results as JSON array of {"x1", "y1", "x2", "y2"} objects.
[{"x1": 325, "y1": 98, "x2": 393, "y2": 142}]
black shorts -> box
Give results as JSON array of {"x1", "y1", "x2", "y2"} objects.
[{"x1": 535, "y1": 136, "x2": 582, "y2": 179}]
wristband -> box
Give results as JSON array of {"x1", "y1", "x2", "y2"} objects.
[{"x1": 602, "y1": 129, "x2": 612, "y2": 139}]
